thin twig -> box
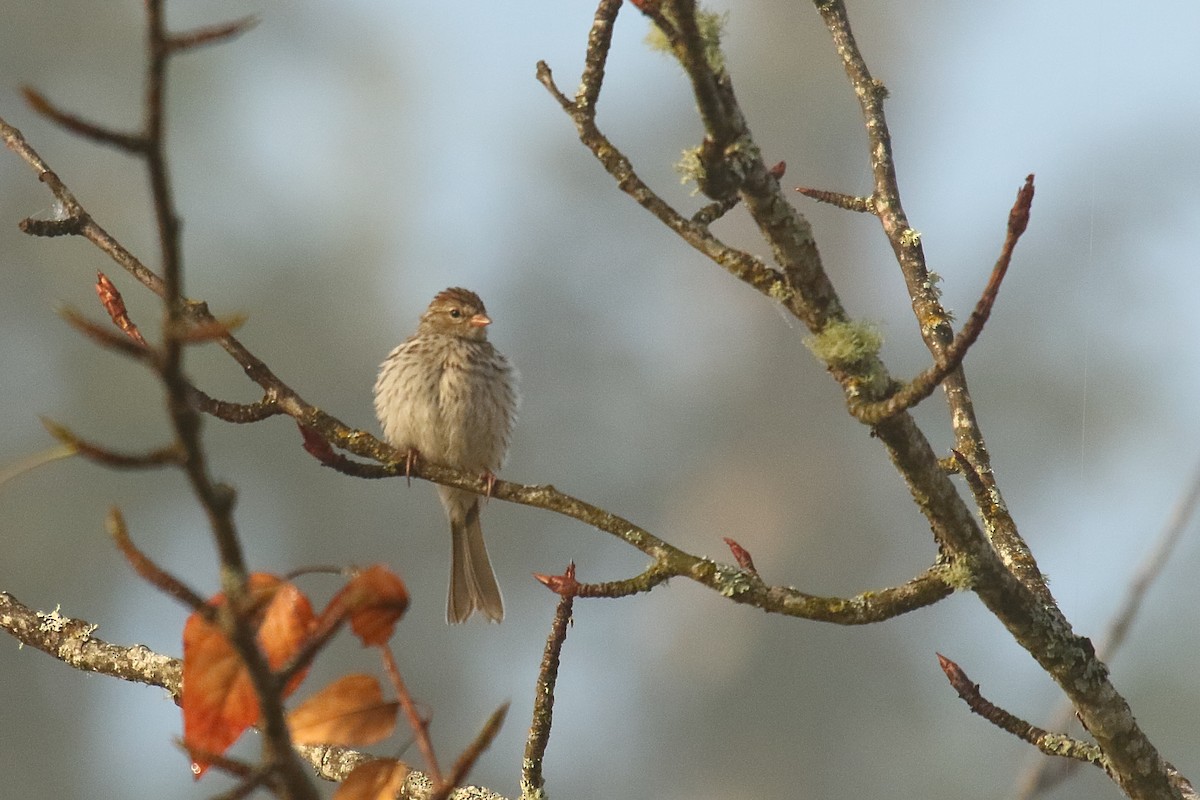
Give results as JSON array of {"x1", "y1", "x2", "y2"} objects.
[
  {"x1": 0, "y1": 443, "x2": 77, "y2": 488},
  {"x1": 21, "y1": 86, "x2": 147, "y2": 152},
  {"x1": 567, "y1": 562, "x2": 673, "y2": 599},
  {"x1": 107, "y1": 508, "x2": 210, "y2": 612},
  {"x1": 690, "y1": 194, "x2": 740, "y2": 225},
  {"x1": 852, "y1": 176, "x2": 1035, "y2": 424},
  {"x1": 523, "y1": 565, "x2": 577, "y2": 798},
  {"x1": 187, "y1": 387, "x2": 284, "y2": 423},
  {"x1": 795, "y1": 186, "x2": 875, "y2": 213},
  {"x1": 167, "y1": 15, "x2": 259, "y2": 52},
  {"x1": 935, "y1": 653, "x2": 1108, "y2": 769},
  {"x1": 59, "y1": 306, "x2": 154, "y2": 361},
  {"x1": 432, "y1": 703, "x2": 509, "y2": 800},
  {"x1": 40, "y1": 418, "x2": 179, "y2": 469},
  {"x1": 380, "y1": 646, "x2": 442, "y2": 784}
]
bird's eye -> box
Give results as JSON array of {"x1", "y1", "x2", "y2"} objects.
[{"x1": 448, "y1": 308, "x2": 462, "y2": 319}]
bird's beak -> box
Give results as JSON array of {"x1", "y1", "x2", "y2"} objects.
[{"x1": 469, "y1": 313, "x2": 492, "y2": 328}]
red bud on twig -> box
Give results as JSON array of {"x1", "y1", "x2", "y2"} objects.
[{"x1": 95, "y1": 271, "x2": 147, "y2": 346}]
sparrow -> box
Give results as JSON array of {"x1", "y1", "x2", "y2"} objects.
[{"x1": 374, "y1": 287, "x2": 518, "y2": 623}]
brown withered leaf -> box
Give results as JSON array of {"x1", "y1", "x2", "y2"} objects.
[
  {"x1": 333, "y1": 758, "x2": 411, "y2": 800},
  {"x1": 322, "y1": 564, "x2": 410, "y2": 647},
  {"x1": 181, "y1": 574, "x2": 315, "y2": 777},
  {"x1": 259, "y1": 580, "x2": 317, "y2": 694},
  {"x1": 288, "y1": 673, "x2": 399, "y2": 747}
]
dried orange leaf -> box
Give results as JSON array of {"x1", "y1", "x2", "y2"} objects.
[
  {"x1": 183, "y1": 313, "x2": 247, "y2": 343},
  {"x1": 258, "y1": 580, "x2": 316, "y2": 695},
  {"x1": 181, "y1": 574, "x2": 314, "y2": 777},
  {"x1": 322, "y1": 564, "x2": 409, "y2": 647},
  {"x1": 182, "y1": 611, "x2": 260, "y2": 777},
  {"x1": 333, "y1": 758, "x2": 411, "y2": 800},
  {"x1": 288, "y1": 674, "x2": 399, "y2": 746}
]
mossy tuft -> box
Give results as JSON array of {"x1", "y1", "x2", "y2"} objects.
[
  {"x1": 804, "y1": 320, "x2": 883, "y2": 368},
  {"x1": 645, "y1": 7, "x2": 729, "y2": 75}
]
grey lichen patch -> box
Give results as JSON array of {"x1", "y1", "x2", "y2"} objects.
[
  {"x1": 644, "y1": 20, "x2": 673, "y2": 55},
  {"x1": 804, "y1": 319, "x2": 883, "y2": 368},
  {"x1": 675, "y1": 145, "x2": 704, "y2": 194},
  {"x1": 519, "y1": 772, "x2": 547, "y2": 800},
  {"x1": 713, "y1": 563, "x2": 753, "y2": 597},
  {"x1": 922, "y1": 271, "x2": 944, "y2": 298},
  {"x1": 1040, "y1": 733, "x2": 1075, "y2": 757},
  {"x1": 645, "y1": 7, "x2": 730, "y2": 75},
  {"x1": 36, "y1": 604, "x2": 68, "y2": 633},
  {"x1": 941, "y1": 559, "x2": 976, "y2": 592},
  {"x1": 695, "y1": 9, "x2": 730, "y2": 74},
  {"x1": 767, "y1": 280, "x2": 794, "y2": 303},
  {"x1": 900, "y1": 227, "x2": 922, "y2": 248},
  {"x1": 35, "y1": 604, "x2": 98, "y2": 640}
]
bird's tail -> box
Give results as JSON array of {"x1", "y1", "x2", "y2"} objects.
[{"x1": 448, "y1": 498, "x2": 504, "y2": 623}]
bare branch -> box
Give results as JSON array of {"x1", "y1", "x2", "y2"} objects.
[
  {"x1": 523, "y1": 564, "x2": 577, "y2": 799},
  {"x1": 167, "y1": 15, "x2": 259, "y2": 52},
  {"x1": 795, "y1": 186, "x2": 875, "y2": 213},
  {"x1": 0, "y1": 592, "x2": 181, "y2": 693},
  {"x1": 852, "y1": 175, "x2": 1035, "y2": 424},
  {"x1": 107, "y1": 508, "x2": 209, "y2": 613},
  {"x1": 41, "y1": 418, "x2": 178, "y2": 469},
  {"x1": 935, "y1": 653, "x2": 1107, "y2": 769},
  {"x1": 21, "y1": 86, "x2": 147, "y2": 152},
  {"x1": 380, "y1": 646, "x2": 442, "y2": 785},
  {"x1": 433, "y1": 703, "x2": 509, "y2": 800}
]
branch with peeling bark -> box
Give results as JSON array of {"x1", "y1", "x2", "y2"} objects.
[
  {"x1": 0, "y1": 592, "x2": 502, "y2": 799},
  {"x1": 1, "y1": 108, "x2": 953, "y2": 629},
  {"x1": 535, "y1": 1, "x2": 1185, "y2": 798},
  {"x1": 935, "y1": 653, "x2": 1199, "y2": 800}
]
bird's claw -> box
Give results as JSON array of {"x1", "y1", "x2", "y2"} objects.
[
  {"x1": 481, "y1": 470, "x2": 497, "y2": 503},
  {"x1": 404, "y1": 448, "x2": 420, "y2": 487}
]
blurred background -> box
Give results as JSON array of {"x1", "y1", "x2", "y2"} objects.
[{"x1": 2, "y1": 2, "x2": 1199, "y2": 799}]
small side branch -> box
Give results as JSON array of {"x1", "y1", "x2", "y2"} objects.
[
  {"x1": 380, "y1": 647, "x2": 442, "y2": 785},
  {"x1": 21, "y1": 87, "x2": 147, "y2": 152},
  {"x1": 523, "y1": 566, "x2": 577, "y2": 800},
  {"x1": 795, "y1": 186, "x2": 875, "y2": 213},
  {"x1": 433, "y1": 703, "x2": 509, "y2": 800},
  {"x1": 851, "y1": 176, "x2": 1035, "y2": 424},
  {"x1": 188, "y1": 387, "x2": 284, "y2": 423},
  {"x1": 0, "y1": 592, "x2": 182, "y2": 692},
  {"x1": 936, "y1": 654, "x2": 1108, "y2": 769},
  {"x1": 166, "y1": 15, "x2": 258, "y2": 52},
  {"x1": 570, "y1": 562, "x2": 673, "y2": 599},
  {"x1": 108, "y1": 508, "x2": 209, "y2": 613},
  {"x1": 41, "y1": 418, "x2": 180, "y2": 469}
]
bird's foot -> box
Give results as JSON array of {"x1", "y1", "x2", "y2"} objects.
[
  {"x1": 480, "y1": 470, "x2": 498, "y2": 503},
  {"x1": 404, "y1": 448, "x2": 420, "y2": 486}
]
